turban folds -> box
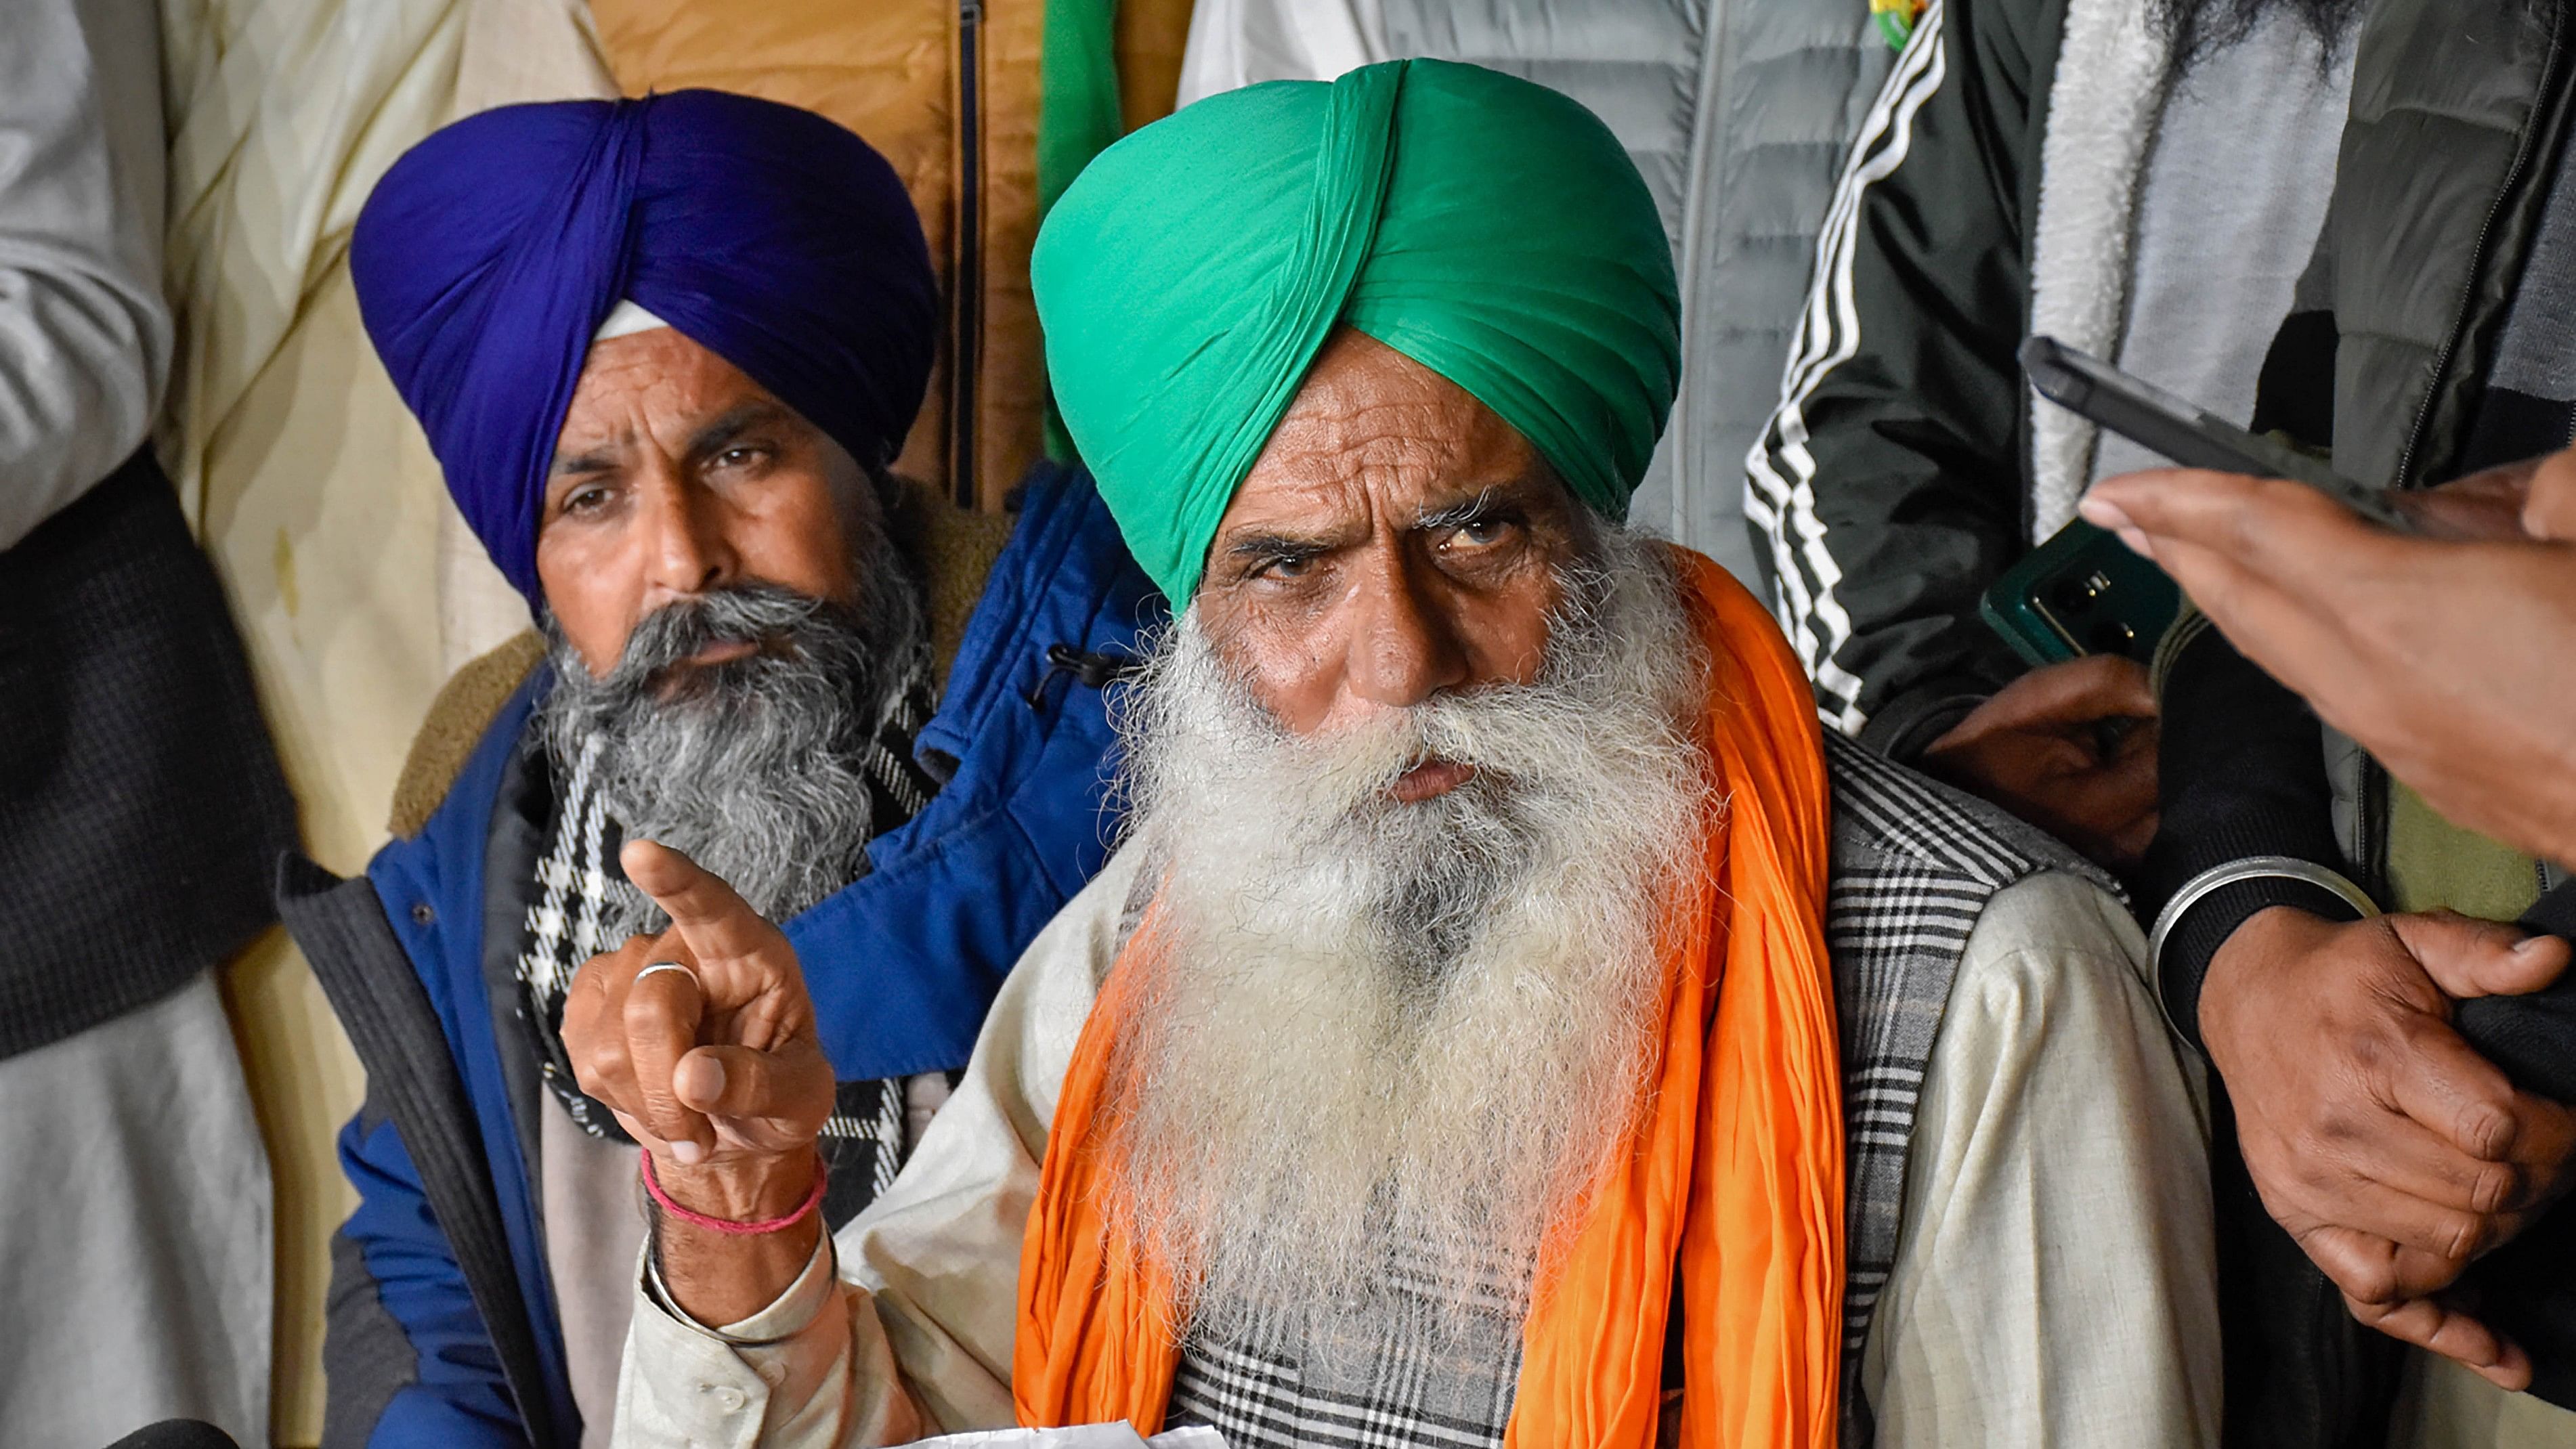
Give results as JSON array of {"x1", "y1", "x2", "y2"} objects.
[
  {"x1": 351, "y1": 91, "x2": 937, "y2": 603},
  {"x1": 1033, "y1": 60, "x2": 1680, "y2": 603}
]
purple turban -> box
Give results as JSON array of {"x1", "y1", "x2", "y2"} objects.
[{"x1": 351, "y1": 90, "x2": 937, "y2": 603}]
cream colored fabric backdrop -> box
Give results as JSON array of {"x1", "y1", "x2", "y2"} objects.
[{"x1": 155, "y1": 1, "x2": 605, "y2": 1437}]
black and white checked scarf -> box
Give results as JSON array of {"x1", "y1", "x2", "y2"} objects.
[
  {"x1": 1818, "y1": 729, "x2": 2111, "y2": 1445},
  {"x1": 1168, "y1": 1238, "x2": 1529, "y2": 1449},
  {"x1": 514, "y1": 655, "x2": 944, "y2": 1217},
  {"x1": 1154, "y1": 732, "x2": 2106, "y2": 1449}
]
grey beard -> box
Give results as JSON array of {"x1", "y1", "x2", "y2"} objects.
[
  {"x1": 536, "y1": 540, "x2": 923, "y2": 937},
  {"x1": 1102, "y1": 525, "x2": 1713, "y2": 1342}
]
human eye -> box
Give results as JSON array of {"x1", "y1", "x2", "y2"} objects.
[
  {"x1": 1233, "y1": 540, "x2": 1325, "y2": 582},
  {"x1": 560, "y1": 481, "x2": 614, "y2": 517},
  {"x1": 708, "y1": 442, "x2": 772, "y2": 474},
  {"x1": 1438, "y1": 507, "x2": 1524, "y2": 553}
]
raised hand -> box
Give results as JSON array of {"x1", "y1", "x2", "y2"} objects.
[{"x1": 563, "y1": 839, "x2": 838, "y2": 1323}]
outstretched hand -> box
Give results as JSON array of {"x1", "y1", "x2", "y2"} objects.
[
  {"x1": 563, "y1": 841, "x2": 837, "y2": 1324},
  {"x1": 2080, "y1": 454, "x2": 2576, "y2": 863}
]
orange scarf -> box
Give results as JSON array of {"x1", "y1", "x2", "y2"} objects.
[{"x1": 1014, "y1": 548, "x2": 1843, "y2": 1448}]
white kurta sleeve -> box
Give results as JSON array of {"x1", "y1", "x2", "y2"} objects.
[
  {"x1": 1860, "y1": 870, "x2": 2221, "y2": 1448},
  {"x1": 0, "y1": 0, "x2": 172, "y2": 550},
  {"x1": 611, "y1": 846, "x2": 1142, "y2": 1448}
]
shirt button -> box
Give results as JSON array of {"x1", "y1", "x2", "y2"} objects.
[
  {"x1": 702, "y1": 1385, "x2": 747, "y2": 1413},
  {"x1": 410, "y1": 902, "x2": 435, "y2": 926}
]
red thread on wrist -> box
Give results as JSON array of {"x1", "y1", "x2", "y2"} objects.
[{"x1": 641, "y1": 1150, "x2": 828, "y2": 1236}]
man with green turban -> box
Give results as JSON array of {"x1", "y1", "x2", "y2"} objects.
[
  {"x1": 589, "y1": 59, "x2": 2216, "y2": 1449},
  {"x1": 1037, "y1": 58, "x2": 1679, "y2": 603}
]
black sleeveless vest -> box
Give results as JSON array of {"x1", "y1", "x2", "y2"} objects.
[{"x1": 0, "y1": 450, "x2": 295, "y2": 1058}]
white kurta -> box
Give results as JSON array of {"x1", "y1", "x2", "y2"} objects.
[
  {"x1": 0, "y1": 974, "x2": 273, "y2": 1448},
  {"x1": 611, "y1": 850, "x2": 2217, "y2": 1448}
]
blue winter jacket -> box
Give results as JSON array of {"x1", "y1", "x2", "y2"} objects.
[{"x1": 278, "y1": 464, "x2": 1159, "y2": 1448}]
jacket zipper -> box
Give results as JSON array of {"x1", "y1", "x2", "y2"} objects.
[
  {"x1": 2366, "y1": 6, "x2": 2570, "y2": 889},
  {"x1": 953, "y1": 0, "x2": 986, "y2": 510}
]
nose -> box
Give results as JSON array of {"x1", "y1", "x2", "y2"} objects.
[
  {"x1": 1342, "y1": 550, "x2": 1470, "y2": 712},
  {"x1": 636, "y1": 466, "x2": 737, "y2": 607}
]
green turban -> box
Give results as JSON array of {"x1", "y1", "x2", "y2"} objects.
[{"x1": 1033, "y1": 59, "x2": 1681, "y2": 603}]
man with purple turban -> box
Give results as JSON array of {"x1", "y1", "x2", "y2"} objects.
[{"x1": 275, "y1": 89, "x2": 1155, "y2": 1449}]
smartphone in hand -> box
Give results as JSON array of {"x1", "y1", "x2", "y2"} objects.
[
  {"x1": 1984, "y1": 337, "x2": 2415, "y2": 666},
  {"x1": 2019, "y1": 335, "x2": 2413, "y2": 529}
]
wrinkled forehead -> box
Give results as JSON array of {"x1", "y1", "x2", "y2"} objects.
[
  {"x1": 1221, "y1": 330, "x2": 1566, "y2": 536},
  {"x1": 552, "y1": 327, "x2": 789, "y2": 460},
  {"x1": 1264, "y1": 333, "x2": 1530, "y2": 473}
]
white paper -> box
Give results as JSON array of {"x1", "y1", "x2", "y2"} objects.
[{"x1": 906, "y1": 1426, "x2": 1225, "y2": 1449}]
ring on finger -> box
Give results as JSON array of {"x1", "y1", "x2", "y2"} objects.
[{"x1": 635, "y1": 961, "x2": 699, "y2": 989}]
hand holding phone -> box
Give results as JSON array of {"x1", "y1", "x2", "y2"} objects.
[
  {"x1": 1984, "y1": 337, "x2": 2420, "y2": 668},
  {"x1": 2020, "y1": 334, "x2": 2413, "y2": 530}
]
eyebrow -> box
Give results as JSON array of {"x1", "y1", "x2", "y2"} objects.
[
  {"x1": 1415, "y1": 487, "x2": 1507, "y2": 532},
  {"x1": 549, "y1": 399, "x2": 789, "y2": 476},
  {"x1": 1224, "y1": 529, "x2": 1331, "y2": 562},
  {"x1": 551, "y1": 441, "x2": 620, "y2": 477},
  {"x1": 685, "y1": 400, "x2": 789, "y2": 462},
  {"x1": 1221, "y1": 481, "x2": 1539, "y2": 561}
]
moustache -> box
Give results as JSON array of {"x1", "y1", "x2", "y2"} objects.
[
  {"x1": 1283, "y1": 695, "x2": 1564, "y2": 817},
  {"x1": 588, "y1": 584, "x2": 846, "y2": 699}
]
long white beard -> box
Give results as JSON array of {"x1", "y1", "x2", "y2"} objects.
[{"x1": 1102, "y1": 529, "x2": 1715, "y2": 1340}]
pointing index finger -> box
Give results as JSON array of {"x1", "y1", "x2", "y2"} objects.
[{"x1": 622, "y1": 839, "x2": 786, "y2": 962}]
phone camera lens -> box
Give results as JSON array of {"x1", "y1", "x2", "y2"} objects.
[{"x1": 2053, "y1": 570, "x2": 2111, "y2": 616}]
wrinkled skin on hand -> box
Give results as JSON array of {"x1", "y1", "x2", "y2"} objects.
[
  {"x1": 563, "y1": 838, "x2": 838, "y2": 1325},
  {"x1": 1920, "y1": 653, "x2": 2159, "y2": 867},
  {"x1": 2200, "y1": 906, "x2": 2576, "y2": 1387}
]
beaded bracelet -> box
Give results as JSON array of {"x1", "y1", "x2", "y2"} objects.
[{"x1": 639, "y1": 1150, "x2": 828, "y2": 1236}]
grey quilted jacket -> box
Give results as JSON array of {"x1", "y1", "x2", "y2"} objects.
[{"x1": 1371, "y1": 0, "x2": 1895, "y2": 581}]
